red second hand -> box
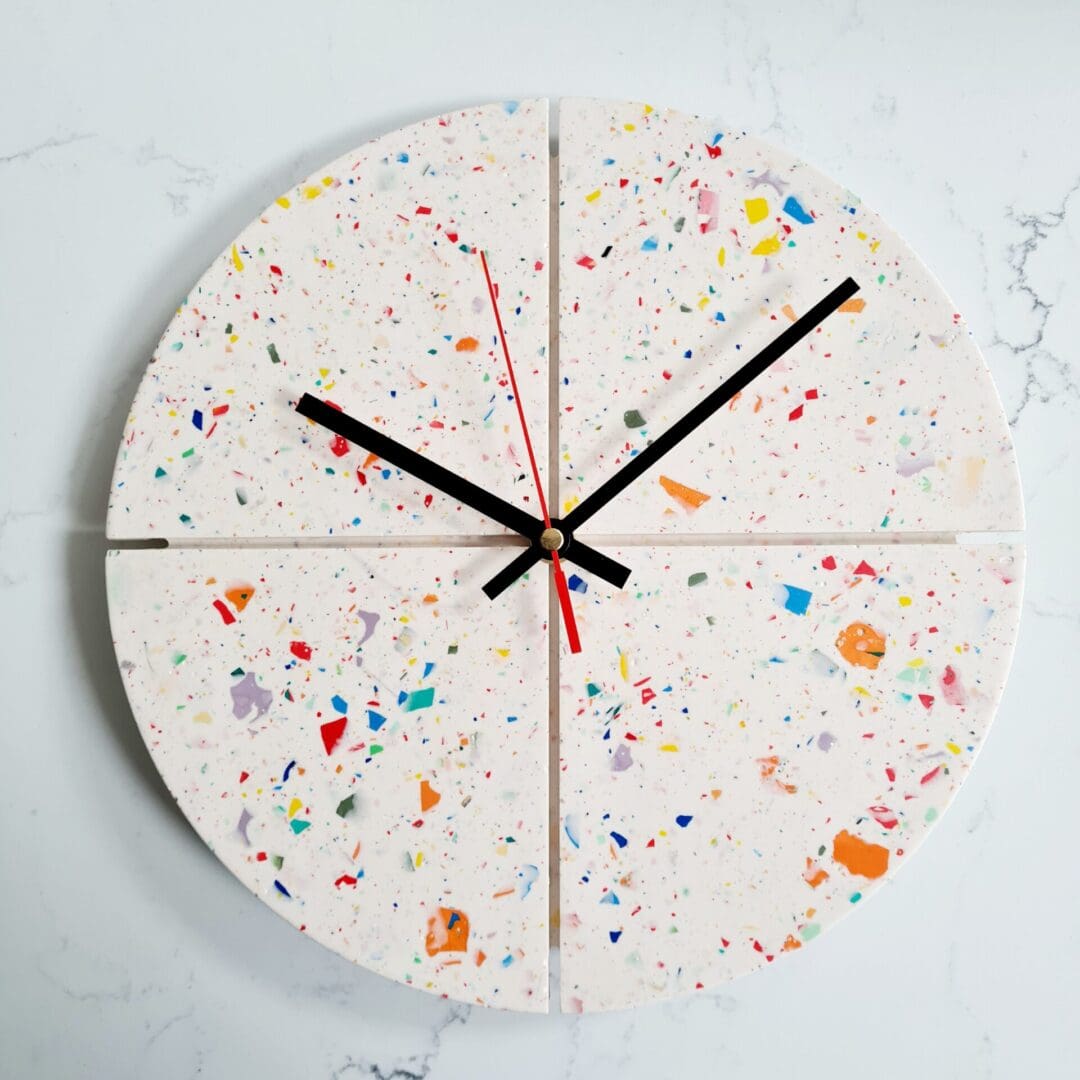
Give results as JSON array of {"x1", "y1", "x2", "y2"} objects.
[{"x1": 479, "y1": 250, "x2": 581, "y2": 654}]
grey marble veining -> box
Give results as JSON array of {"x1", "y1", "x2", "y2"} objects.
[{"x1": 2, "y1": 0, "x2": 1078, "y2": 1076}]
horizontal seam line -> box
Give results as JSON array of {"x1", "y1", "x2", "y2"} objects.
[{"x1": 102, "y1": 531, "x2": 1023, "y2": 550}]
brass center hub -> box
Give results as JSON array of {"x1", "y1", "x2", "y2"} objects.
[{"x1": 539, "y1": 527, "x2": 564, "y2": 552}]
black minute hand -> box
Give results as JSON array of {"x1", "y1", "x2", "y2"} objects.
[
  {"x1": 295, "y1": 394, "x2": 631, "y2": 588},
  {"x1": 481, "y1": 277, "x2": 860, "y2": 599}
]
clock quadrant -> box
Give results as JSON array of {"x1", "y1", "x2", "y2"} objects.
[
  {"x1": 108, "y1": 100, "x2": 550, "y2": 541},
  {"x1": 556, "y1": 98, "x2": 1022, "y2": 537},
  {"x1": 107, "y1": 547, "x2": 551, "y2": 1010},
  {"x1": 557, "y1": 544, "x2": 1022, "y2": 1011}
]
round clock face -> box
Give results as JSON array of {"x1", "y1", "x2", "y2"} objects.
[{"x1": 106, "y1": 98, "x2": 1023, "y2": 1013}]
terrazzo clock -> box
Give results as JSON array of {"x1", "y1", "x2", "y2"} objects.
[{"x1": 106, "y1": 99, "x2": 1024, "y2": 1012}]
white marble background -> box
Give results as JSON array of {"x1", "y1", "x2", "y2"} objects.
[{"x1": 2, "y1": 1, "x2": 1077, "y2": 1076}]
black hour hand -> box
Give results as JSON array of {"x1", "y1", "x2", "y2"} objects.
[{"x1": 295, "y1": 394, "x2": 631, "y2": 590}]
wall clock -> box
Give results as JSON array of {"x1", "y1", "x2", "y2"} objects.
[{"x1": 106, "y1": 98, "x2": 1023, "y2": 1013}]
